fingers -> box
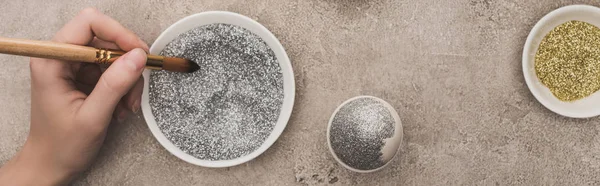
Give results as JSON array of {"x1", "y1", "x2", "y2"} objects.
[
  {"x1": 78, "y1": 48, "x2": 147, "y2": 126},
  {"x1": 123, "y1": 77, "x2": 144, "y2": 113},
  {"x1": 90, "y1": 37, "x2": 120, "y2": 50},
  {"x1": 76, "y1": 62, "x2": 140, "y2": 121},
  {"x1": 33, "y1": 8, "x2": 148, "y2": 97},
  {"x1": 113, "y1": 102, "x2": 130, "y2": 123},
  {"x1": 53, "y1": 8, "x2": 148, "y2": 51},
  {"x1": 76, "y1": 61, "x2": 143, "y2": 116},
  {"x1": 76, "y1": 57, "x2": 141, "y2": 122}
]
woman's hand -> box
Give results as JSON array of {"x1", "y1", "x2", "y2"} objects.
[{"x1": 0, "y1": 8, "x2": 148, "y2": 185}]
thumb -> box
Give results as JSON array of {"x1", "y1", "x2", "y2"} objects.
[{"x1": 79, "y1": 48, "x2": 147, "y2": 125}]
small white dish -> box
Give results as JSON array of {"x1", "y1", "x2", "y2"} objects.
[
  {"x1": 523, "y1": 5, "x2": 600, "y2": 118},
  {"x1": 326, "y1": 96, "x2": 403, "y2": 173},
  {"x1": 141, "y1": 11, "x2": 295, "y2": 167}
]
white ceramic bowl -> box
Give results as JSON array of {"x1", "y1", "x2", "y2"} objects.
[
  {"x1": 141, "y1": 11, "x2": 295, "y2": 167},
  {"x1": 523, "y1": 5, "x2": 600, "y2": 118},
  {"x1": 326, "y1": 96, "x2": 403, "y2": 173}
]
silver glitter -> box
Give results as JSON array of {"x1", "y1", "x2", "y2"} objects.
[
  {"x1": 329, "y1": 97, "x2": 395, "y2": 170},
  {"x1": 149, "y1": 23, "x2": 283, "y2": 161}
]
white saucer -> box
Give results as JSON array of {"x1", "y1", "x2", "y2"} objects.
[
  {"x1": 523, "y1": 5, "x2": 600, "y2": 118},
  {"x1": 141, "y1": 11, "x2": 295, "y2": 167}
]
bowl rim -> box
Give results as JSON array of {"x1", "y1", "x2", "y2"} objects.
[
  {"x1": 326, "y1": 95, "x2": 403, "y2": 173},
  {"x1": 523, "y1": 4, "x2": 600, "y2": 118},
  {"x1": 141, "y1": 11, "x2": 295, "y2": 167}
]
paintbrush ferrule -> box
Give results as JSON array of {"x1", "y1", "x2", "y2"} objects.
[
  {"x1": 146, "y1": 55, "x2": 164, "y2": 70},
  {"x1": 95, "y1": 49, "x2": 123, "y2": 64},
  {"x1": 95, "y1": 49, "x2": 163, "y2": 70}
]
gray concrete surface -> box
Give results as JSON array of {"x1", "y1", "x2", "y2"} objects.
[{"x1": 1, "y1": 0, "x2": 600, "y2": 185}]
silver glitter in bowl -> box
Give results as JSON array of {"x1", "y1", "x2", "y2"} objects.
[
  {"x1": 328, "y1": 97, "x2": 396, "y2": 171},
  {"x1": 149, "y1": 23, "x2": 283, "y2": 161}
]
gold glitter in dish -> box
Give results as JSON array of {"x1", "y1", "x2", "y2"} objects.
[{"x1": 535, "y1": 20, "x2": 600, "y2": 102}]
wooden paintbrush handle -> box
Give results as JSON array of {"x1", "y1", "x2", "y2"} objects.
[
  {"x1": 0, "y1": 37, "x2": 98, "y2": 63},
  {"x1": 0, "y1": 37, "x2": 181, "y2": 72}
]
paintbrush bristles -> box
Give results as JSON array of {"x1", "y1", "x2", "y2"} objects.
[{"x1": 162, "y1": 57, "x2": 199, "y2": 73}]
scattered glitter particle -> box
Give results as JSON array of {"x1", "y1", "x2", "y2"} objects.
[
  {"x1": 535, "y1": 20, "x2": 600, "y2": 101},
  {"x1": 149, "y1": 23, "x2": 284, "y2": 160},
  {"x1": 329, "y1": 97, "x2": 395, "y2": 170}
]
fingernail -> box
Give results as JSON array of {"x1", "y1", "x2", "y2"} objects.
[
  {"x1": 123, "y1": 48, "x2": 145, "y2": 71},
  {"x1": 132, "y1": 99, "x2": 140, "y2": 113},
  {"x1": 138, "y1": 37, "x2": 149, "y2": 51},
  {"x1": 118, "y1": 111, "x2": 128, "y2": 123}
]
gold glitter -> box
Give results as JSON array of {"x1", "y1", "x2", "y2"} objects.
[{"x1": 535, "y1": 20, "x2": 600, "y2": 102}]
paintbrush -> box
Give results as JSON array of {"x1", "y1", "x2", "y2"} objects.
[{"x1": 0, "y1": 37, "x2": 199, "y2": 73}]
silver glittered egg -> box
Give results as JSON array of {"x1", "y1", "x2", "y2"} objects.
[{"x1": 327, "y1": 96, "x2": 403, "y2": 173}]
